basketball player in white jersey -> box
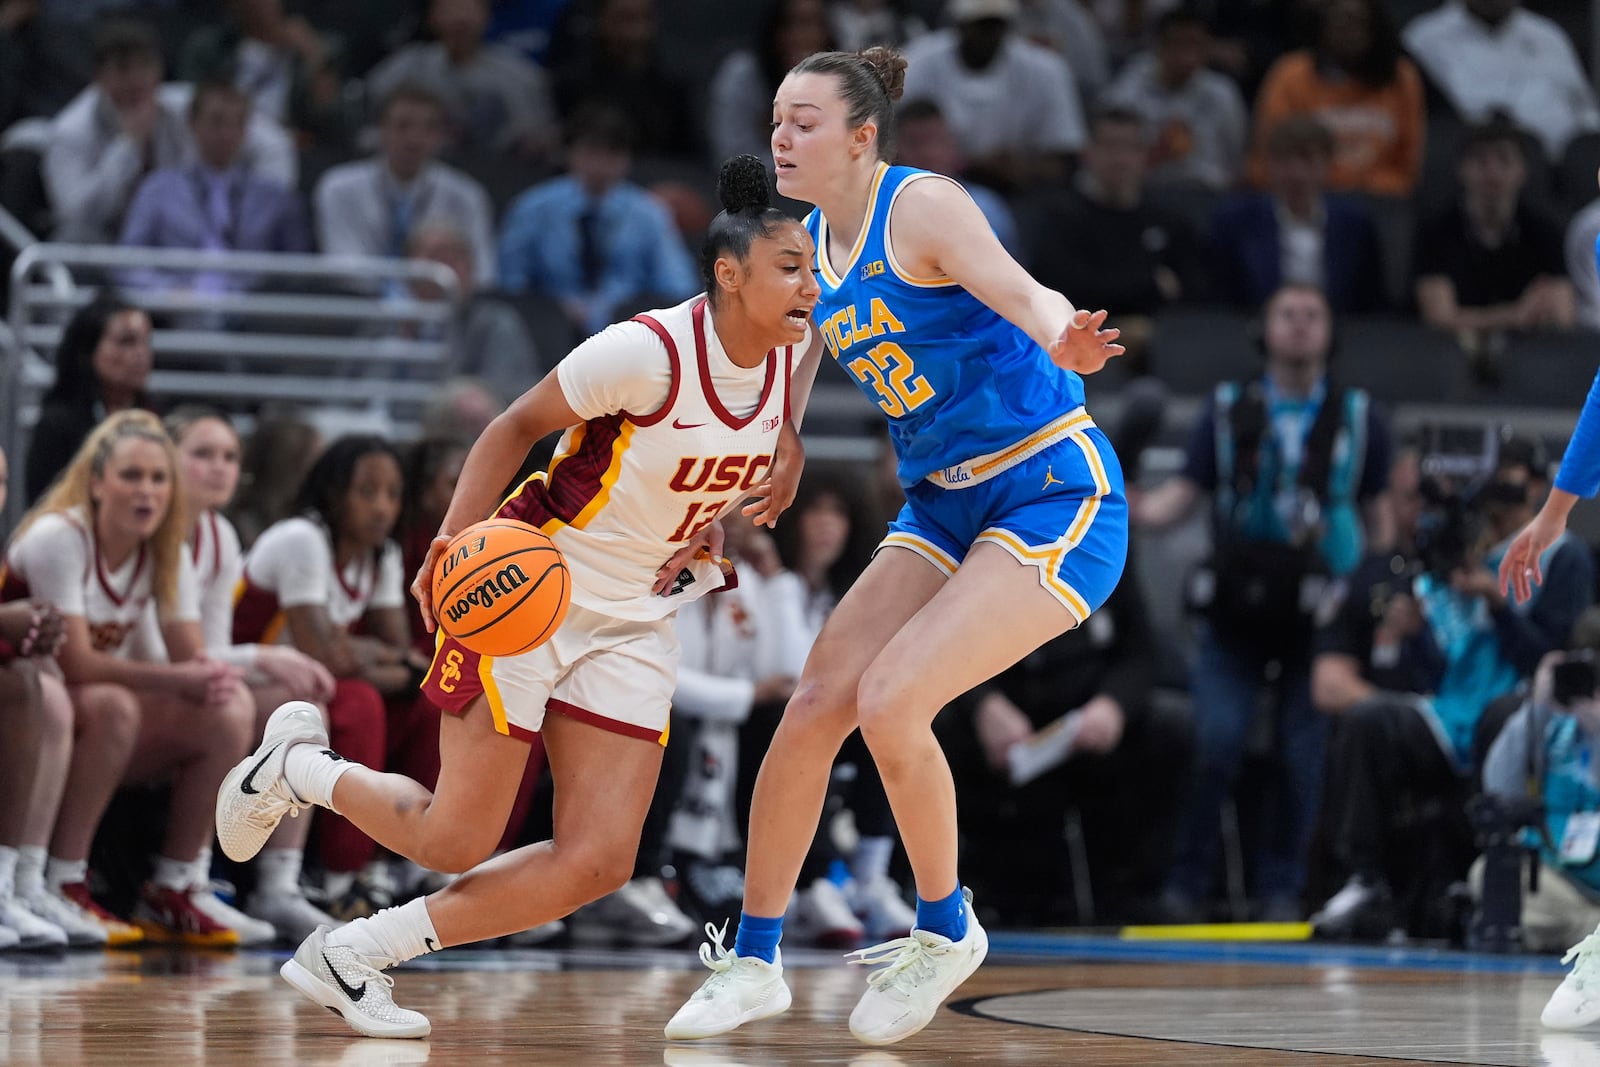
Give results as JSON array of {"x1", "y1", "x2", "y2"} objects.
[
  {"x1": 4, "y1": 411, "x2": 257, "y2": 946},
  {"x1": 165, "y1": 408, "x2": 339, "y2": 943},
  {"x1": 216, "y1": 155, "x2": 821, "y2": 1039}
]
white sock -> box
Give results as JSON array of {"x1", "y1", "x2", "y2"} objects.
[
  {"x1": 46, "y1": 856, "x2": 87, "y2": 891},
  {"x1": 15, "y1": 845, "x2": 46, "y2": 898},
  {"x1": 256, "y1": 848, "x2": 304, "y2": 898},
  {"x1": 852, "y1": 836, "x2": 895, "y2": 888},
  {"x1": 187, "y1": 848, "x2": 213, "y2": 890},
  {"x1": 324, "y1": 870, "x2": 356, "y2": 900},
  {"x1": 0, "y1": 845, "x2": 18, "y2": 898},
  {"x1": 326, "y1": 897, "x2": 442, "y2": 966},
  {"x1": 285, "y1": 744, "x2": 355, "y2": 811},
  {"x1": 152, "y1": 855, "x2": 194, "y2": 892}
]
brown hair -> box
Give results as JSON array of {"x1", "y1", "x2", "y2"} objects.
[
  {"x1": 789, "y1": 47, "x2": 907, "y2": 160},
  {"x1": 16, "y1": 410, "x2": 187, "y2": 614}
]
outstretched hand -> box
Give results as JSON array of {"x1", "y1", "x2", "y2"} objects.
[
  {"x1": 1047, "y1": 309, "x2": 1124, "y2": 375},
  {"x1": 1499, "y1": 508, "x2": 1566, "y2": 604}
]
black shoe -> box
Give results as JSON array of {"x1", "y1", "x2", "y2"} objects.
[{"x1": 1310, "y1": 876, "x2": 1396, "y2": 941}]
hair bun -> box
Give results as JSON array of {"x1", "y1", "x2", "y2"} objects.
[
  {"x1": 857, "y1": 46, "x2": 907, "y2": 103},
  {"x1": 717, "y1": 155, "x2": 773, "y2": 214}
]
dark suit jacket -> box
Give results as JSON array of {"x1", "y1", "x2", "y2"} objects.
[{"x1": 1209, "y1": 192, "x2": 1386, "y2": 312}]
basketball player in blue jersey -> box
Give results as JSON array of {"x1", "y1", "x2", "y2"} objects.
[{"x1": 667, "y1": 45, "x2": 1127, "y2": 1047}]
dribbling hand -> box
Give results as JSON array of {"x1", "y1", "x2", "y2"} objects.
[
  {"x1": 1048, "y1": 309, "x2": 1124, "y2": 375},
  {"x1": 411, "y1": 534, "x2": 453, "y2": 634},
  {"x1": 653, "y1": 520, "x2": 725, "y2": 597}
]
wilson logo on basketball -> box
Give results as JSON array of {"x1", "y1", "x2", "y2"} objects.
[
  {"x1": 438, "y1": 535, "x2": 487, "y2": 581},
  {"x1": 668, "y1": 454, "x2": 772, "y2": 494},
  {"x1": 444, "y1": 563, "x2": 531, "y2": 625}
]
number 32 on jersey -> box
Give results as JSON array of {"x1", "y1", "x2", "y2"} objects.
[{"x1": 846, "y1": 341, "x2": 935, "y2": 418}]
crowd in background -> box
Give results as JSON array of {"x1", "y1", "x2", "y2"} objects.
[{"x1": 2, "y1": 0, "x2": 1600, "y2": 952}]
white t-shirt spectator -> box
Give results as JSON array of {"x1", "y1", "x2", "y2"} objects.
[
  {"x1": 315, "y1": 159, "x2": 496, "y2": 288},
  {"x1": 1565, "y1": 199, "x2": 1600, "y2": 331},
  {"x1": 901, "y1": 29, "x2": 1086, "y2": 161},
  {"x1": 1099, "y1": 51, "x2": 1249, "y2": 189},
  {"x1": 1403, "y1": 1, "x2": 1600, "y2": 160}
]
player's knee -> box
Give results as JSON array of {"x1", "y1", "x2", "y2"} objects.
[
  {"x1": 416, "y1": 830, "x2": 496, "y2": 875},
  {"x1": 853, "y1": 668, "x2": 905, "y2": 748},
  {"x1": 782, "y1": 678, "x2": 856, "y2": 741},
  {"x1": 217, "y1": 683, "x2": 257, "y2": 756},
  {"x1": 75, "y1": 684, "x2": 141, "y2": 756},
  {"x1": 562, "y1": 840, "x2": 634, "y2": 901}
]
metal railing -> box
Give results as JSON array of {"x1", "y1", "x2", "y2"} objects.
[{"x1": 3, "y1": 243, "x2": 461, "y2": 526}]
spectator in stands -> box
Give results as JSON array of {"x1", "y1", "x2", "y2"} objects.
[
  {"x1": 227, "y1": 410, "x2": 321, "y2": 549},
  {"x1": 1568, "y1": 198, "x2": 1600, "y2": 332},
  {"x1": 1014, "y1": 0, "x2": 1109, "y2": 104},
  {"x1": 419, "y1": 376, "x2": 506, "y2": 442},
  {"x1": 407, "y1": 222, "x2": 541, "y2": 402},
  {"x1": 164, "y1": 407, "x2": 339, "y2": 944},
  {"x1": 44, "y1": 17, "x2": 297, "y2": 243},
  {"x1": 4, "y1": 411, "x2": 260, "y2": 946},
  {"x1": 900, "y1": 0, "x2": 1085, "y2": 191},
  {"x1": 367, "y1": 0, "x2": 557, "y2": 161},
  {"x1": 1414, "y1": 118, "x2": 1574, "y2": 367},
  {"x1": 939, "y1": 551, "x2": 1193, "y2": 926},
  {"x1": 548, "y1": 0, "x2": 694, "y2": 161},
  {"x1": 707, "y1": 0, "x2": 836, "y2": 167},
  {"x1": 1211, "y1": 115, "x2": 1386, "y2": 313},
  {"x1": 1025, "y1": 105, "x2": 1201, "y2": 359},
  {"x1": 1248, "y1": 0, "x2": 1423, "y2": 198},
  {"x1": 0, "y1": 442, "x2": 120, "y2": 950},
  {"x1": 177, "y1": 0, "x2": 351, "y2": 149},
  {"x1": 893, "y1": 98, "x2": 1020, "y2": 260},
  {"x1": 314, "y1": 83, "x2": 496, "y2": 288},
  {"x1": 826, "y1": 0, "x2": 928, "y2": 52},
  {"x1": 497, "y1": 106, "x2": 697, "y2": 337},
  {"x1": 1403, "y1": 0, "x2": 1599, "y2": 162},
  {"x1": 25, "y1": 291, "x2": 153, "y2": 504},
  {"x1": 1132, "y1": 284, "x2": 1392, "y2": 921},
  {"x1": 1099, "y1": 7, "x2": 1248, "y2": 191},
  {"x1": 0, "y1": 0, "x2": 91, "y2": 134},
  {"x1": 233, "y1": 434, "x2": 440, "y2": 919},
  {"x1": 1312, "y1": 440, "x2": 1592, "y2": 938},
  {"x1": 118, "y1": 81, "x2": 311, "y2": 294}
]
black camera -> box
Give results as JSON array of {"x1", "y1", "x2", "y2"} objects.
[
  {"x1": 1413, "y1": 476, "x2": 1484, "y2": 580},
  {"x1": 1467, "y1": 791, "x2": 1546, "y2": 953},
  {"x1": 1552, "y1": 652, "x2": 1598, "y2": 707}
]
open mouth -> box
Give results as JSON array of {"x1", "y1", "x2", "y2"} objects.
[{"x1": 785, "y1": 307, "x2": 812, "y2": 324}]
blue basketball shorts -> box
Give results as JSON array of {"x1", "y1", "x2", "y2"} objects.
[{"x1": 881, "y1": 408, "x2": 1128, "y2": 623}]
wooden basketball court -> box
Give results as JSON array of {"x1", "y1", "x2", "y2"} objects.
[{"x1": 0, "y1": 934, "x2": 1584, "y2": 1066}]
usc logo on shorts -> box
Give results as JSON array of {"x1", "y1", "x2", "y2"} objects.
[{"x1": 437, "y1": 649, "x2": 465, "y2": 693}]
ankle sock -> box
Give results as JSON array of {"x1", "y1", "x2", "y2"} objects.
[
  {"x1": 14, "y1": 846, "x2": 45, "y2": 898},
  {"x1": 256, "y1": 848, "x2": 305, "y2": 898},
  {"x1": 326, "y1": 897, "x2": 441, "y2": 966},
  {"x1": 45, "y1": 856, "x2": 87, "y2": 891},
  {"x1": 285, "y1": 744, "x2": 355, "y2": 811},
  {"x1": 733, "y1": 911, "x2": 783, "y2": 964},
  {"x1": 915, "y1": 885, "x2": 968, "y2": 942}
]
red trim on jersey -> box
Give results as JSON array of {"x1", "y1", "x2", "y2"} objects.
[
  {"x1": 232, "y1": 579, "x2": 282, "y2": 645},
  {"x1": 333, "y1": 556, "x2": 372, "y2": 604},
  {"x1": 783, "y1": 344, "x2": 793, "y2": 424},
  {"x1": 547, "y1": 698, "x2": 663, "y2": 744},
  {"x1": 94, "y1": 541, "x2": 147, "y2": 608},
  {"x1": 0, "y1": 567, "x2": 31, "y2": 604},
  {"x1": 504, "y1": 414, "x2": 626, "y2": 528},
  {"x1": 693, "y1": 299, "x2": 777, "y2": 430},
  {"x1": 627, "y1": 306, "x2": 687, "y2": 427}
]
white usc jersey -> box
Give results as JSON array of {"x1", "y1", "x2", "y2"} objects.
[
  {"x1": 1, "y1": 507, "x2": 199, "y2": 658},
  {"x1": 234, "y1": 516, "x2": 405, "y2": 644},
  {"x1": 500, "y1": 295, "x2": 797, "y2": 621}
]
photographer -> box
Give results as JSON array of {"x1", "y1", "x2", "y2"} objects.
[
  {"x1": 1312, "y1": 438, "x2": 1593, "y2": 938},
  {"x1": 1134, "y1": 283, "x2": 1390, "y2": 920}
]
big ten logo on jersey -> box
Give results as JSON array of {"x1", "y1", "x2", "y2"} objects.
[
  {"x1": 438, "y1": 534, "x2": 487, "y2": 582},
  {"x1": 821, "y1": 297, "x2": 935, "y2": 419},
  {"x1": 666, "y1": 453, "x2": 774, "y2": 542},
  {"x1": 437, "y1": 648, "x2": 465, "y2": 693},
  {"x1": 88, "y1": 620, "x2": 133, "y2": 652}
]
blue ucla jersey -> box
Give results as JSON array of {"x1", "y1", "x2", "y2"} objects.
[{"x1": 805, "y1": 163, "x2": 1086, "y2": 486}]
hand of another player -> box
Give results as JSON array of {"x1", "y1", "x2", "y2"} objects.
[
  {"x1": 742, "y1": 426, "x2": 805, "y2": 529},
  {"x1": 1074, "y1": 695, "x2": 1125, "y2": 755},
  {"x1": 411, "y1": 535, "x2": 453, "y2": 634},
  {"x1": 1500, "y1": 508, "x2": 1565, "y2": 604},
  {"x1": 653, "y1": 520, "x2": 725, "y2": 596},
  {"x1": 257, "y1": 645, "x2": 336, "y2": 703},
  {"x1": 1048, "y1": 309, "x2": 1124, "y2": 376},
  {"x1": 0, "y1": 600, "x2": 63, "y2": 657}
]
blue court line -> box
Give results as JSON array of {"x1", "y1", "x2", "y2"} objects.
[{"x1": 986, "y1": 931, "x2": 1569, "y2": 975}]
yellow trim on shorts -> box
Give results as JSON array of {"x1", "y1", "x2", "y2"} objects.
[
  {"x1": 977, "y1": 528, "x2": 1092, "y2": 622},
  {"x1": 971, "y1": 411, "x2": 1095, "y2": 480},
  {"x1": 477, "y1": 653, "x2": 511, "y2": 737},
  {"x1": 879, "y1": 531, "x2": 960, "y2": 575},
  {"x1": 260, "y1": 611, "x2": 286, "y2": 646},
  {"x1": 817, "y1": 162, "x2": 890, "y2": 289}
]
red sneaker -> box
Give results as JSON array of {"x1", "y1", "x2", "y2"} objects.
[
  {"x1": 132, "y1": 883, "x2": 240, "y2": 948},
  {"x1": 57, "y1": 881, "x2": 144, "y2": 947}
]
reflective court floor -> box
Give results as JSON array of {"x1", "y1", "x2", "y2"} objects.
[{"x1": 2, "y1": 933, "x2": 1595, "y2": 1066}]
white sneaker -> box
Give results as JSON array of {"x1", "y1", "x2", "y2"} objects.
[
  {"x1": 793, "y1": 878, "x2": 863, "y2": 948},
  {"x1": 573, "y1": 877, "x2": 696, "y2": 947},
  {"x1": 1546, "y1": 927, "x2": 1600, "y2": 1029},
  {"x1": 190, "y1": 885, "x2": 278, "y2": 946},
  {"x1": 216, "y1": 701, "x2": 327, "y2": 862},
  {"x1": 846, "y1": 888, "x2": 989, "y2": 1046},
  {"x1": 247, "y1": 891, "x2": 339, "y2": 944},
  {"x1": 663, "y1": 921, "x2": 792, "y2": 1040},
  {"x1": 280, "y1": 925, "x2": 430, "y2": 1039},
  {"x1": 0, "y1": 893, "x2": 68, "y2": 949},
  {"x1": 0, "y1": 921, "x2": 17, "y2": 950},
  {"x1": 853, "y1": 878, "x2": 916, "y2": 941},
  {"x1": 1542, "y1": 1033, "x2": 1600, "y2": 1066},
  {"x1": 18, "y1": 886, "x2": 108, "y2": 946}
]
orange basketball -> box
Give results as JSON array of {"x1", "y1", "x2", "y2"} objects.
[{"x1": 431, "y1": 519, "x2": 571, "y2": 657}]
